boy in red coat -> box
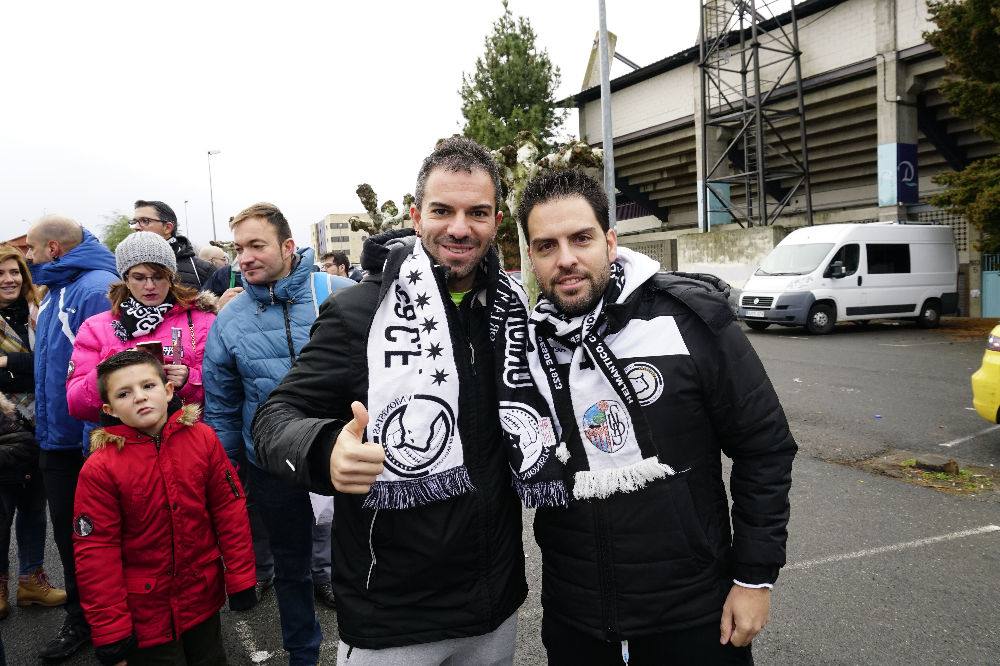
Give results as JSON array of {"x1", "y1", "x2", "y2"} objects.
[{"x1": 73, "y1": 350, "x2": 257, "y2": 665}]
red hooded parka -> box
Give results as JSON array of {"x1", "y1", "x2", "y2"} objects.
[{"x1": 73, "y1": 405, "x2": 255, "y2": 649}]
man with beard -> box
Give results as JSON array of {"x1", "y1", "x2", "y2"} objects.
[
  {"x1": 517, "y1": 170, "x2": 796, "y2": 665},
  {"x1": 252, "y1": 137, "x2": 527, "y2": 664}
]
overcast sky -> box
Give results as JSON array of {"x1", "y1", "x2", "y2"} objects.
[{"x1": 0, "y1": 0, "x2": 707, "y2": 249}]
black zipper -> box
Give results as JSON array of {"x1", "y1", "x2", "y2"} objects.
[
  {"x1": 225, "y1": 469, "x2": 242, "y2": 499},
  {"x1": 280, "y1": 302, "x2": 296, "y2": 360}
]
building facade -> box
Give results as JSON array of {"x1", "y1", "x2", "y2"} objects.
[
  {"x1": 564, "y1": 0, "x2": 998, "y2": 316},
  {"x1": 310, "y1": 213, "x2": 368, "y2": 265}
]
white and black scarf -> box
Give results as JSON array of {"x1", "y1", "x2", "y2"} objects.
[
  {"x1": 365, "y1": 237, "x2": 568, "y2": 510},
  {"x1": 365, "y1": 238, "x2": 475, "y2": 510},
  {"x1": 516, "y1": 247, "x2": 677, "y2": 505},
  {"x1": 112, "y1": 296, "x2": 175, "y2": 342}
]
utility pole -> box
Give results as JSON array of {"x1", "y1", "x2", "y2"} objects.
[
  {"x1": 597, "y1": 0, "x2": 617, "y2": 228},
  {"x1": 207, "y1": 150, "x2": 221, "y2": 241}
]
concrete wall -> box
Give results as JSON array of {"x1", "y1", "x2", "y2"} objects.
[
  {"x1": 896, "y1": 0, "x2": 934, "y2": 50},
  {"x1": 677, "y1": 225, "x2": 792, "y2": 289},
  {"x1": 582, "y1": 63, "x2": 695, "y2": 141}
]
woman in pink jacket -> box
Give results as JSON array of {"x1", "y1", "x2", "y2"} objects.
[{"x1": 67, "y1": 231, "x2": 216, "y2": 423}]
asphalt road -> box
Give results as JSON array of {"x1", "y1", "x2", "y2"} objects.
[
  {"x1": 4, "y1": 318, "x2": 998, "y2": 664},
  {"x1": 747, "y1": 318, "x2": 1000, "y2": 468}
]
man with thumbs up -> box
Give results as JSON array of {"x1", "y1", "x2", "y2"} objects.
[{"x1": 252, "y1": 138, "x2": 527, "y2": 664}]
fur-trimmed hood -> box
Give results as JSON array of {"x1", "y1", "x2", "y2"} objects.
[
  {"x1": 90, "y1": 404, "x2": 201, "y2": 453},
  {"x1": 191, "y1": 290, "x2": 219, "y2": 314}
]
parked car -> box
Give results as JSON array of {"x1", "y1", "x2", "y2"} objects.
[
  {"x1": 971, "y1": 323, "x2": 1000, "y2": 423},
  {"x1": 737, "y1": 222, "x2": 958, "y2": 334}
]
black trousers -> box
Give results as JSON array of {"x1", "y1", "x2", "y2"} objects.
[
  {"x1": 38, "y1": 449, "x2": 86, "y2": 626},
  {"x1": 126, "y1": 612, "x2": 227, "y2": 666},
  {"x1": 542, "y1": 613, "x2": 753, "y2": 666}
]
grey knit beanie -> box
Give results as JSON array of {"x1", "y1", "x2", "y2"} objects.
[{"x1": 115, "y1": 231, "x2": 178, "y2": 277}]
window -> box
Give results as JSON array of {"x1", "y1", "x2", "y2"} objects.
[
  {"x1": 329, "y1": 236, "x2": 350, "y2": 243},
  {"x1": 327, "y1": 222, "x2": 349, "y2": 230},
  {"x1": 866, "y1": 244, "x2": 910, "y2": 274},
  {"x1": 756, "y1": 243, "x2": 833, "y2": 276},
  {"x1": 824, "y1": 243, "x2": 859, "y2": 277}
]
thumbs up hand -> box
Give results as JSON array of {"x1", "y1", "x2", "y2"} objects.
[{"x1": 330, "y1": 401, "x2": 385, "y2": 493}]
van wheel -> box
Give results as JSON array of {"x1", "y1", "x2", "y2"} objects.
[
  {"x1": 746, "y1": 321, "x2": 771, "y2": 331},
  {"x1": 806, "y1": 304, "x2": 836, "y2": 335},
  {"x1": 916, "y1": 299, "x2": 941, "y2": 329}
]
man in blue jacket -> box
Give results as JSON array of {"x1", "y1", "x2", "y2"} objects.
[
  {"x1": 203, "y1": 203, "x2": 352, "y2": 665},
  {"x1": 26, "y1": 216, "x2": 118, "y2": 661}
]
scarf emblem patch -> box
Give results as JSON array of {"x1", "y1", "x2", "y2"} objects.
[
  {"x1": 373, "y1": 394, "x2": 457, "y2": 478},
  {"x1": 581, "y1": 399, "x2": 631, "y2": 453},
  {"x1": 624, "y1": 362, "x2": 665, "y2": 407}
]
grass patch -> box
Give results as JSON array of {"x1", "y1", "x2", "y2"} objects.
[{"x1": 841, "y1": 449, "x2": 998, "y2": 497}]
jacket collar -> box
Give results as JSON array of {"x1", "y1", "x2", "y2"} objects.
[
  {"x1": 363, "y1": 229, "x2": 500, "y2": 307},
  {"x1": 169, "y1": 234, "x2": 197, "y2": 260},
  {"x1": 243, "y1": 247, "x2": 316, "y2": 306},
  {"x1": 89, "y1": 404, "x2": 201, "y2": 453},
  {"x1": 30, "y1": 229, "x2": 118, "y2": 289}
]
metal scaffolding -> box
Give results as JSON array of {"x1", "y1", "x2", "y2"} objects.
[{"x1": 699, "y1": 0, "x2": 813, "y2": 228}]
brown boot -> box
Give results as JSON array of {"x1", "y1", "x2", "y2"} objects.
[
  {"x1": 16, "y1": 568, "x2": 67, "y2": 607},
  {"x1": 0, "y1": 574, "x2": 9, "y2": 620}
]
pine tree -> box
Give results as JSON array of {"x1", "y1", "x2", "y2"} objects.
[
  {"x1": 460, "y1": 1, "x2": 565, "y2": 151},
  {"x1": 460, "y1": 2, "x2": 565, "y2": 267},
  {"x1": 924, "y1": 0, "x2": 1000, "y2": 247}
]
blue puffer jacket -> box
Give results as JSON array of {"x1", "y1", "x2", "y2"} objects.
[
  {"x1": 31, "y1": 229, "x2": 119, "y2": 453},
  {"x1": 203, "y1": 248, "x2": 355, "y2": 467}
]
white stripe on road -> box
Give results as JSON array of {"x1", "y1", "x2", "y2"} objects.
[
  {"x1": 785, "y1": 525, "x2": 1000, "y2": 572},
  {"x1": 878, "y1": 341, "x2": 953, "y2": 347},
  {"x1": 235, "y1": 619, "x2": 275, "y2": 663},
  {"x1": 938, "y1": 424, "x2": 1000, "y2": 447}
]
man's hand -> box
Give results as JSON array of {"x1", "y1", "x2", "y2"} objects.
[
  {"x1": 163, "y1": 364, "x2": 190, "y2": 388},
  {"x1": 720, "y1": 585, "x2": 770, "y2": 647},
  {"x1": 330, "y1": 401, "x2": 384, "y2": 493},
  {"x1": 218, "y1": 287, "x2": 244, "y2": 310}
]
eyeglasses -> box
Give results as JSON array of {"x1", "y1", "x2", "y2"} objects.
[
  {"x1": 126, "y1": 272, "x2": 170, "y2": 286},
  {"x1": 129, "y1": 217, "x2": 165, "y2": 229}
]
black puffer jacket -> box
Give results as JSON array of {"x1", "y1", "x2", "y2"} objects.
[
  {"x1": 170, "y1": 235, "x2": 215, "y2": 290},
  {"x1": 0, "y1": 396, "x2": 38, "y2": 486},
  {"x1": 252, "y1": 229, "x2": 527, "y2": 649},
  {"x1": 534, "y1": 272, "x2": 796, "y2": 641}
]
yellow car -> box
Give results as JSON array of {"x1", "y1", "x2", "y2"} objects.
[{"x1": 971, "y1": 323, "x2": 1000, "y2": 423}]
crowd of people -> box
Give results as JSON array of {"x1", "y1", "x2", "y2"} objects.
[{"x1": 0, "y1": 136, "x2": 795, "y2": 666}]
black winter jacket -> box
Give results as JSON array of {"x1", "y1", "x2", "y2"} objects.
[
  {"x1": 534, "y1": 272, "x2": 796, "y2": 641},
  {"x1": 170, "y1": 235, "x2": 215, "y2": 290},
  {"x1": 252, "y1": 230, "x2": 527, "y2": 649},
  {"x1": 0, "y1": 399, "x2": 38, "y2": 486}
]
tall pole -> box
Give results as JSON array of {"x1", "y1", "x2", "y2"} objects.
[
  {"x1": 207, "y1": 150, "x2": 220, "y2": 241},
  {"x1": 183, "y1": 200, "x2": 190, "y2": 237},
  {"x1": 597, "y1": 0, "x2": 617, "y2": 228}
]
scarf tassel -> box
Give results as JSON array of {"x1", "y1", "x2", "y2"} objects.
[
  {"x1": 364, "y1": 466, "x2": 475, "y2": 510},
  {"x1": 511, "y1": 477, "x2": 570, "y2": 509},
  {"x1": 573, "y1": 457, "x2": 676, "y2": 500}
]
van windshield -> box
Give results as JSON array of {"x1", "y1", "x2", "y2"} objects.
[{"x1": 756, "y1": 243, "x2": 835, "y2": 276}]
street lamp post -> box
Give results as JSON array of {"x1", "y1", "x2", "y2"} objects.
[
  {"x1": 183, "y1": 200, "x2": 190, "y2": 237},
  {"x1": 207, "y1": 150, "x2": 221, "y2": 241}
]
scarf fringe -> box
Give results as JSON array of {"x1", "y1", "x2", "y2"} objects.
[
  {"x1": 573, "y1": 457, "x2": 676, "y2": 500},
  {"x1": 555, "y1": 442, "x2": 570, "y2": 464},
  {"x1": 364, "y1": 466, "x2": 475, "y2": 510},
  {"x1": 511, "y1": 476, "x2": 569, "y2": 509}
]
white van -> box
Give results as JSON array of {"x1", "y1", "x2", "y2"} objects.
[{"x1": 737, "y1": 223, "x2": 958, "y2": 334}]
